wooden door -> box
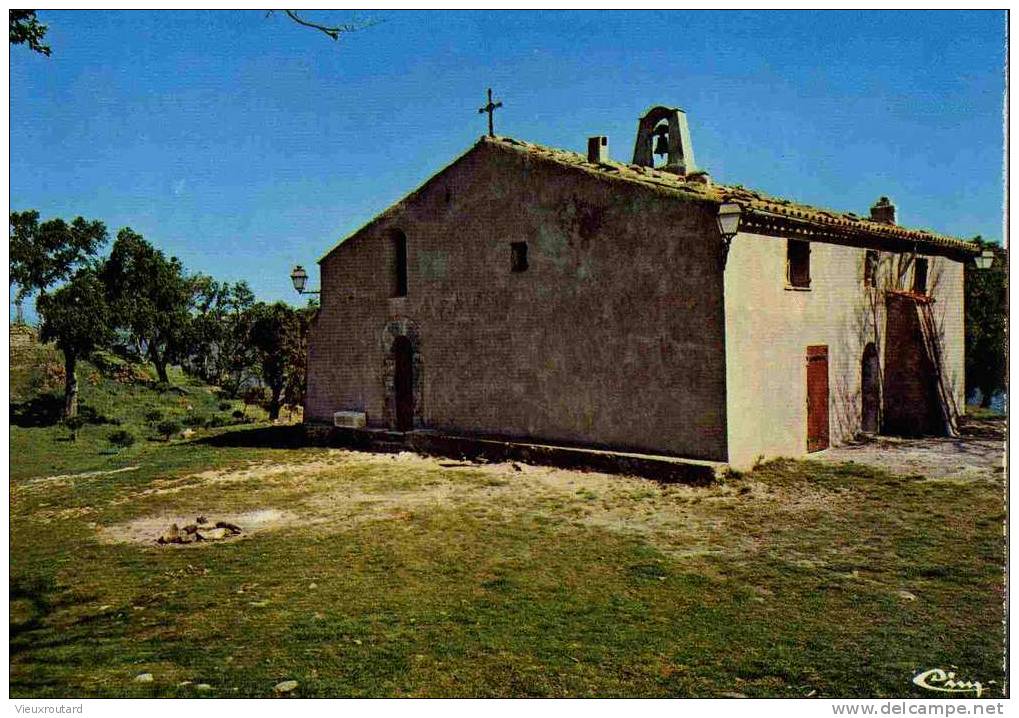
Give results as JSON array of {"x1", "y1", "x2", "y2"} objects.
[
  {"x1": 393, "y1": 337, "x2": 414, "y2": 431},
  {"x1": 806, "y1": 345, "x2": 830, "y2": 452}
]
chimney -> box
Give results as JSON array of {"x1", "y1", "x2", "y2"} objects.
[
  {"x1": 587, "y1": 136, "x2": 609, "y2": 164},
  {"x1": 870, "y1": 196, "x2": 897, "y2": 225}
]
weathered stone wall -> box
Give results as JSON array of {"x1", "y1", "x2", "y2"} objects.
[
  {"x1": 723, "y1": 234, "x2": 965, "y2": 468},
  {"x1": 306, "y1": 141, "x2": 729, "y2": 460}
]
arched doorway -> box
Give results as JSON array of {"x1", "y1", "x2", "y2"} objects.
[
  {"x1": 861, "y1": 343, "x2": 880, "y2": 434},
  {"x1": 392, "y1": 336, "x2": 415, "y2": 431}
]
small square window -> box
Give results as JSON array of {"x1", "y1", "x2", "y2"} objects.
[
  {"x1": 913, "y1": 258, "x2": 928, "y2": 294},
  {"x1": 787, "y1": 239, "x2": 811, "y2": 288},
  {"x1": 864, "y1": 250, "x2": 879, "y2": 288},
  {"x1": 511, "y1": 242, "x2": 528, "y2": 272}
]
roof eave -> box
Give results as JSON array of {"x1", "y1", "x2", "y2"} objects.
[{"x1": 738, "y1": 206, "x2": 980, "y2": 260}]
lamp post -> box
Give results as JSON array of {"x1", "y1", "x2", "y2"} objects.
[
  {"x1": 290, "y1": 265, "x2": 320, "y2": 295},
  {"x1": 716, "y1": 202, "x2": 742, "y2": 268},
  {"x1": 974, "y1": 249, "x2": 995, "y2": 270}
]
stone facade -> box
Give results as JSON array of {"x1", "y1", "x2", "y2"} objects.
[
  {"x1": 306, "y1": 140, "x2": 729, "y2": 459},
  {"x1": 306, "y1": 135, "x2": 970, "y2": 469}
]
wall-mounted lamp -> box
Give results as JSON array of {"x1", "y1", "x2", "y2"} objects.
[
  {"x1": 716, "y1": 202, "x2": 742, "y2": 268},
  {"x1": 290, "y1": 265, "x2": 320, "y2": 295},
  {"x1": 973, "y1": 249, "x2": 995, "y2": 270}
]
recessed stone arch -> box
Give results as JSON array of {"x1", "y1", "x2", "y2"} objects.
[
  {"x1": 380, "y1": 319, "x2": 423, "y2": 430},
  {"x1": 861, "y1": 342, "x2": 881, "y2": 434}
]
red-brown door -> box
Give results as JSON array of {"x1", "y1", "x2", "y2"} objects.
[{"x1": 806, "y1": 345, "x2": 830, "y2": 452}]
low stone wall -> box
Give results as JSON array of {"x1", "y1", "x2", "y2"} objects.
[{"x1": 303, "y1": 423, "x2": 722, "y2": 485}]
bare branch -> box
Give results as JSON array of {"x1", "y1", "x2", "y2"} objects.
[{"x1": 269, "y1": 9, "x2": 382, "y2": 42}]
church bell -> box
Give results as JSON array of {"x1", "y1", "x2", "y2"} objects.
[{"x1": 653, "y1": 128, "x2": 670, "y2": 157}]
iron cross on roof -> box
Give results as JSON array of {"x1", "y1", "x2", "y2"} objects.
[{"x1": 478, "y1": 88, "x2": 503, "y2": 138}]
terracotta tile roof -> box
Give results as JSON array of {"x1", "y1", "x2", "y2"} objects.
[{"x1": 484, "y1": 136, "x2": 980, "y2": 258}]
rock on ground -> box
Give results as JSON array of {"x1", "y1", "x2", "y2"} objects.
[{"x1": 274, "y1": 680, "x2": 298, "y2": 694}]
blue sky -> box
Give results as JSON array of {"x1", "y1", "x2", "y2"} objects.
[{"x1": 10, "y1": 10, "x2": 1006, "y2": 319}]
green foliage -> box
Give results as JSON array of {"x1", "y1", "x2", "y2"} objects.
[
  {"x1": 107, "y1": 429, "x2": 136, "y2": 449},
  {"x1": 9, "y1": 10, "x2": 50, "y2": 56},
  {"x1": 182, "y1": 413, "x2": 207, "y2": 428},
  {"x1": 964, "y1": 238, "x2": 1007, "y2": 406},
  {"x1": 244, "y1": 301, "x2": 313, "y2": 420},
  {"x1": 143, "y1": 409, "x2": 164, "y2": 424},
  {"x1": 9, "y1": 210, "x2": 107, "y2": 316},
  {"x1": 101, "y1": 228, "x2": 192, "y2": 384},
  {"x1": 37, "y1": 268, "x2": 114, "y2": 418},
  {"x1": 10, "y1": 340, "x2": 271, "y2": 481},
  {"x1": 37, "y1": 269, "x2": 112, "y2": 359},
  {"x1": 179, "y1": 275, "x2": 258, "y2": 391},
  {"x1": 155, "y1": 419, "x2": 182, "y2": 442}
]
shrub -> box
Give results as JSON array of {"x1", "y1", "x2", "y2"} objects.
[
  {"x1": 90, "y1": 350, "x2": 126, "y2": 377},
  {"x1": 79, "y1": 405, "x2": 116, "y2": 425},
  {"x1": 182, "y1": 414, "x2": 207, "y2": 428},
  {"x1": 63, "y1": 415, "x2": 86, "y2": 442},
  {"x1": 155, "y1": 419, "x2": 182, "y2": 442},
  {"x1": 231, "y1": 409, "x2": 245, "y2": 419},
  {"x1": 243, "y1": 386, "x2": 270, "y2": 410},
  {"x1": 108, "y1": 429, "x2": 135, "y2": 449},
  {"x1": 206, "y1": 414, "x2": 229, "y2": 428},
  {"x1": 218, "y1": 401, "x2": 233, "y2": 412},
  {"x1": 144, "y1": 409, "x2": 163, "y2": 424}
]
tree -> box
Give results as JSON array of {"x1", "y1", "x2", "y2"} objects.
[
  {"x1": 245, "y1": 301, "x2": 306, "y2": 420},
  {"x1": 267, "y1": 9, "x2": 380, "y2": 42},
  {"x1": 10, "y1": 210, "x2": 107, "y2": 323},
  {"x1": 282, "y1": 302, "x2": 316, "y2": 413},
  {"x1": 179, "y1": 273, "x2": 226, "y2": 381},
  {"x1": 10, "y1": 10, "x2": 50, "y2": 56},
  {"x1": 965, "y1": 237, "x2": 1007, "y2": 408},
  {"x1": 155, "y1": 419, "x2": 182, "y2": 442},
  {"x1": 101, "y1": 228, "x2": 191, "y2": 384},
  {"x1": 218, "y1": 281, "x2": 258, "y2": 395},
  {"x1": 179, "y1": 276, "x2": 257, "y2": 393},
  {"x1": 11, "y1": 10, "x2": 381, "y2": 59},
  {"x1": 37, "y1": 268, "x2": 112, "y2": 418}
]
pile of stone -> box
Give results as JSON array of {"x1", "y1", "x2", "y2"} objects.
[{"x1": 157, "y1": 516, "x2": 242, "y2": 545}]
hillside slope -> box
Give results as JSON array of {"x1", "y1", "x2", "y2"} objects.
[{"x1": 10, "y1": 327, "x2": 273, "y2": 480}]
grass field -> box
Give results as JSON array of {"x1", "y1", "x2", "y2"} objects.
[{"x1": 9, "y1": 339, "x2": 1007, "y2": 698}]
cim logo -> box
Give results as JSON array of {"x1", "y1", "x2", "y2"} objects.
[{"x1": 912, "y1": 668, "x2": 986, "y2": 697}]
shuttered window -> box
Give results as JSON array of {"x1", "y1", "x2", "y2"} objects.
[{"x1": 787, "y1": 239, "x2": 811, "y2": 288}]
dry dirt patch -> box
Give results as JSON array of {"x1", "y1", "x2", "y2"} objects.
[
  {"x1": 812, "y1": 421, "x2": 1005, "y2": 483},
  {"x1": 99, "y1": 508, "x2": 299, "y2": 547},
  {"x1": 96, "y1": 449, "x2": 844, "y2": 560}
]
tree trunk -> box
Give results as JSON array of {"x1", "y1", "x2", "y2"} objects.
[
  {"x1": 150, "y1": 345, "x2": 170, "y2": 384},
  {"x1": 268, "y1": 387, "x2": 282, "y2": 421},
  {"x1": 64, "y1": 353, "x2": 78, "y2": 419}
]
